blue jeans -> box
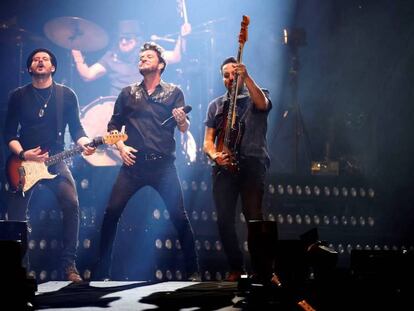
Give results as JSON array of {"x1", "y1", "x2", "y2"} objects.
[
  {"x1": 7, "y1": 162, "x2": 80, "y2": 270},
  {"x1": 97, "y1": 159, "x2": 199, "y2": 278},
  {"x1": 212, "y1": 157, "x2": 266, "y2": 272}
]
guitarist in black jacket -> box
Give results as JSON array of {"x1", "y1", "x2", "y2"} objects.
[{"x1": 3, "y1": 48, "x2": 95, "y2": 283}]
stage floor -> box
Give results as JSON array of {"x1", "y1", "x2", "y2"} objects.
[{"x1": 35, "y1": 281, "x2": 243, "y2": 310}]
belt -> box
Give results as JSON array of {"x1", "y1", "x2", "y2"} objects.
[{"x1": 137, "y1": 153, "x2": 168, "y2": 161}]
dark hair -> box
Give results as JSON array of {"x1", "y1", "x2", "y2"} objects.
[
  {"x1": 26, "y1": 48, "x2": 57, "y2": 75},
  {"x1": 220, "y1": 56, "x2": 237, "y2": 73},
  {"x1": 140, "y1": 41, "x2": 166, "y2": 74}
]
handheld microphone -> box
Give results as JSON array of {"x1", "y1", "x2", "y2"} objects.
[{"x1": 161, "y1": 105, "x2": 192, "y2": 127}]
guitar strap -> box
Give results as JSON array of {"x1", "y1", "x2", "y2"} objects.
[{"x1": 55, "y1": 83, "x2": 64, "y2": 147}]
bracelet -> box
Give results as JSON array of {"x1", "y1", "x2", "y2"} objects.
[{"x1": 18, "y1": 150, "x2": 26, "y2": 161}]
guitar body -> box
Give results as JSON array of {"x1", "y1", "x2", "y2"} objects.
[
  {"x1": 5, "y1": 132, "x2": 128, "y2": 195},
  {"x1": 216, "y1": 119, "x2": 243, "y2": 173},
  {"x1": 6, "y1": 155, "x2": 56, "y2": 193}
]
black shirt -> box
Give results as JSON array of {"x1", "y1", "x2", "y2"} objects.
[
  {"x1": 205, "y1": 88, "x2": 272, "y2": 167},
  {"x1": 108, "y1": 80, "x2": 186, "y2": 158},
  {"x1": 4, "y1": 82, "x2": 86, "y2": 153}
]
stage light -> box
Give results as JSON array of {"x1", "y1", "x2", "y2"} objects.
[
  {"x1": 277, "y1": 184, "x2": 284, "y2": 195},
  {"x1": 359, "y1": 216, "x2": 366, "y2": 226},
  {"x1": 166, "y1": 270, "x2": 172, "y2": 280},
  {"x1": 368, "y1": 188, "x2": 375, "y2": 198},
  {"x1": 374, "y1": 244, "x2": 381, "y2": 250},
  {"x1": 163, "y1": 210, "x2": 170, "y2": 220},
  {"x1": 359, "y1": 187, "x2": 366, "y2": 197},
  {"x1": 295, "y1": 214, "x2": 302, "y2": 224},
  {"x1": 347, "y1": 244, "x2": 353, "y2": 254},
  {"x1": 267, "y1": 213, "x2": 275, "y2": 221},
  {"x1": 332, "y1": 215, "x2": 339, "y2": 225},
  {"x1": 83, "y1": 269, "x2": 91, "y2": 280},
  {"x1": 204, "y1": 271, "x2": 211, "y2": 281},
  {"x1": 191, "y1": 210, "x2": 198, "y2": 221},
  {"x1": 324, "y1": 186, "x2": 330, "y2": 196},
  {"x1": 204, "y1": 240, "x2": 211, "y2": 251},
  {"x1": 155, "y1": 270, "x2": 163, "y2": 280},
  {"x1": 39, "y1": 209, "x2": 47, "y2": 221},
  {"x1": 313, "y1": 215, "x2": 320, "y2": 225},
  {"x1": 215, "y1": 272, "x2": 222, "y2": 281},
  {"x1": 337, "y1": 244, "x2": 345, "y2": 254},
  {"x1": 155, "y1": 239, "x2": 162, "y2": 249},
  {"x1": 323, "y1": 215, "x2": 330, "y2": 225},
  {"x1": 201, "y1": 210, "x2": 208, "y2": 221},
  {"x1": 350, "y1": 216, "x2": 357, "y2": 226},
  {"x1": 286, "y1": 184, "x2": 293, "y2": 195},
  {"x1": 165, "y1": 239, "x2": 172, "y2": 250},
  {"x1": 49, "y1": 209, "x2": 59, "y2": 220},
  {"x1": 211, "y1": 211, "x2": 217, "y2": 222},
  {"x1": 175, "y1": 270, "x2": 182, "y2": 280},
  {"x1": 268, "y1": 184, "x2": 275, "y2": 194},
  {"x1": 83, "y1": 239, "x2": 91, "y2": 249},
  {"x1": 355, "y1": 244, "x2": 362, "y2": 250},
  {"x1": 195, "y1": 240, "x2": 201, "y2": 250},
  {"x1": 215, "y1": 240, "x2": 222, "y2": 251},
  {"x1": 350, "y1": 187, "x2": 357, "y2": 197},
  {"x1": 39, "y1": 270, "x2": 47, "y2": 281},
  {"x1": 182, "y1": 180, "x2": 188, "y2": 191},
  {"x1": 367, "y1": 216, "x2": 375, "y2": 227},
  {"x1": 39, "y1": 239, "x2": 47, "y2": 250},
  {"x1": 333, "y1": 187, "x2": 339, "y2": 197},
  {"x1": 277, "y1": 214, "x2": 284, "y2": 224},
  {"x1": 200, "y1": 181, "x2": 208, "y2": 191},
  {"x1": 295, "y1": 185, "x2": 302, "y2": 195},
  {"x1": 364, "y1": 244, "x2": 371, "y2": 251},
  {"x1": 313, "y1": 186, "x2": 320, "y2": 196},
  {"x1": 341, "y1": 187, "x2": 348, "y2": 197},
  {"x1": 28, "y1": 239, "x2": 36, "y2": 250},
  {"x1": 304, "y1": 214, "x2": 311, "y2": 225},
  {"x1": 80, "y1": 178, "x2": 89, "y2": 189},
  {"x1": 175, "y1": 239, "x2": 181, "y2": 250},
  {"x1": 341, "y1": 216, "x2": 348, "y2": 226},
  {"x1": 153, "y1": 209, "x2": 160, "y2": 220},
  {"x1": 304, "y1": 185, "x2": 311, "y2": 196},
  {"x1": 383, "y1": 245, "x2": 389, "y2": 251},
  {"x1": 191, "y1": 181, "x2": 198, "y2": 191},
  {"x1": 28, "y1": 270, "x2": 36, "y2": 279},
  {"x1": 243, "y1": 241, "x2": 248, "y2": 252},
  {"x1": 286, "y1": 214, "x2": 293, "y2": 224}
]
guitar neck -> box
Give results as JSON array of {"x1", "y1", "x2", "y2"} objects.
[{"x1": 44, "y1": 145, "x2": 84, "y2": 167}]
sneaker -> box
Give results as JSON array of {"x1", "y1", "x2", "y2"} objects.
[{"x1": 65, "y1": 264, "x2": 83, "y2": 283}]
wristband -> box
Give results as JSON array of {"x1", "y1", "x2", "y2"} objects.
[{"x1": 18, "y1": 150, "x2": 26, "y2": 161}]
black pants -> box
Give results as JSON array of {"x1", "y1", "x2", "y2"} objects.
[
  {"x1": 212, "y1": 158, "x2": 266, "y2": 272},
  {"x1": 97, "y1": 160, "x2": 199, "y2": 278}
]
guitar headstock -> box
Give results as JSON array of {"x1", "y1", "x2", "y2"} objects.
[
  {"x1": 239, "y1": 15, "x2": 250, "y2": 46},
  {"x1": 100, "y1": 132, "x2": 128, "y2": 145}
]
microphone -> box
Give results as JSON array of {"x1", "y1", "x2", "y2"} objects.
[
  {"x1": 161, "y1": 105, "x2": 192, "y2": 127},
  {"x1": 150, "y1": 34, "x2": 176, "y2": 43}
]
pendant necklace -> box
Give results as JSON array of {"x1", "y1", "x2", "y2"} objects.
[{"x1": 33, "y1": 85, "x2": 53, "y2": 118}]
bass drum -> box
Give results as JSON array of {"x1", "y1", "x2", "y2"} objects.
[{"x1": 80, "y1": 96, "x2": 122, "y2": 166}]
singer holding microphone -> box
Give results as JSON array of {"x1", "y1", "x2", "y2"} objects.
[{"x1": 93, "y1": 42, "x2": 200, "y2": 281}]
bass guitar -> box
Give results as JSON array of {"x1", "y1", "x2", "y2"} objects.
[
  {"x1": 6, "y1": 132, "x2": 128, "y2": 194},
  {"x1": 216, "y1": 15, "x2": 250, "y2": 173}
]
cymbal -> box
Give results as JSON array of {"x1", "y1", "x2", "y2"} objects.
[
  {"x1": 0, "y1": 23, "x2": 46, "y2": 45},
  {"x1": 44, "y1": 16, "x2": 108, "y2": 52}
]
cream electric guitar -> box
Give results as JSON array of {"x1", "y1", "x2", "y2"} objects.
[{"x1": 6, "y1": 132, "x2": 127, "y2": 194}]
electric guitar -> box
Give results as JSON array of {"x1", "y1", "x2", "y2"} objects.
[{"x1": 6, "y1": 132, "x2": 128, "y2": 194}]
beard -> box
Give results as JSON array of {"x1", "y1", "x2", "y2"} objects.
[{"x1": 139, "y1": 65, "x2": 158, "y2": 76}]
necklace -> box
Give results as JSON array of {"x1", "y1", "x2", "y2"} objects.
[{"x1": 33, "y1": 85, "x2": 53, "y2": 118}]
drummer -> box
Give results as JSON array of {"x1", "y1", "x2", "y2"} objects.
[{"x1": 72, "y1": 20, "x2": 191, "y2": 96}]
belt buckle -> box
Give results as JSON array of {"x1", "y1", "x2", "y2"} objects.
[{"x1": 145, "y1": 153, "x2": 159, "y2": 161}]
